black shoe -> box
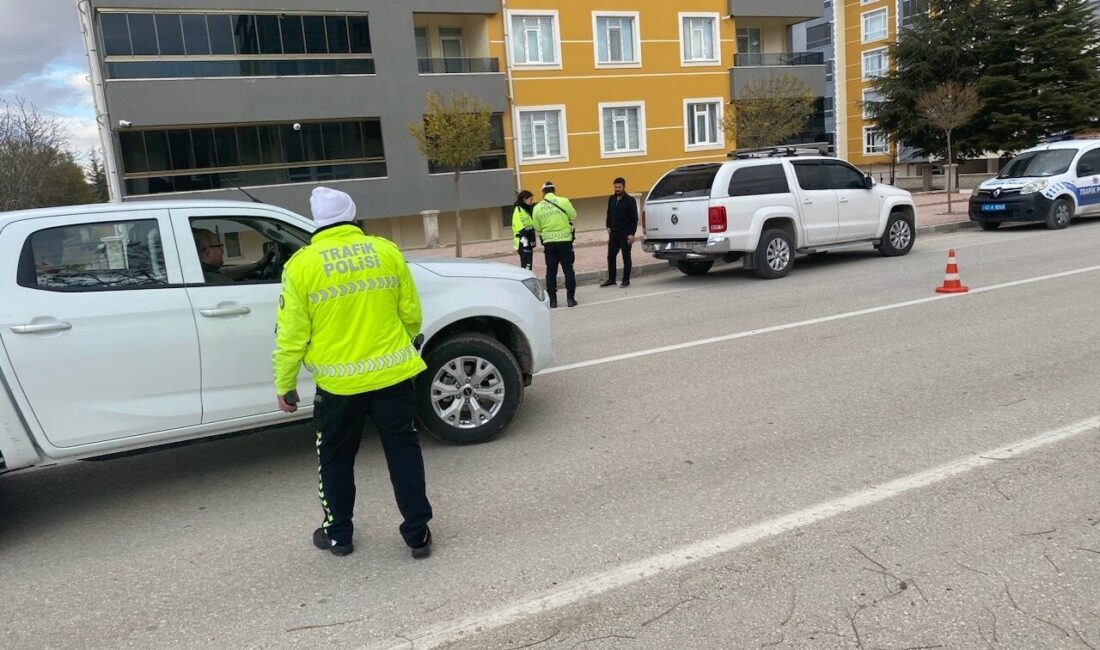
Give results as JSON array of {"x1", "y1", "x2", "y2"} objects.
[
  {"x1": 620, "y1": 281, "x2": 631, "y2": 288},
  {"x1": 549, "y1": 299, "x2": 558, "y2": 309},
  {"x1": 567, "y1": 298, "x2": 578, "y2": 308},
  {"x1": 313, "y1": 527, "x2": 354, "y2": 557},
  {"x1": 410, "y1": 529, "x2": 432, "y2": 559},
  {"x1": 599, "y1": 280, "x2": 616, "y2": 288}
]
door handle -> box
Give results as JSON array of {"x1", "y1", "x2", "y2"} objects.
[
  {"x1": 11, "y1": 322, "x2": 72, "y2": 334},
  {"x1": 802, "y1": 198, "x2": 813, "y2": 205},
  {"x1": 199, "y1": 307, "x2": 251, "y2": 318},
  {"x1": 839, "y1": 197, "x2": 850, "y2": 203}
]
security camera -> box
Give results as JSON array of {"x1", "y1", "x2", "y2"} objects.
[
  {"x1": 292, "y1": 122, "x2": 302, "y2": 131},
  {"x1": 118, "y1": 120, "x2": 132, "y2": 128}
]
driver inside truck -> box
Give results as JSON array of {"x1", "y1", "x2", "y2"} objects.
[{"x1": 192, "y1": 228, "x2": 274, "y2": 284}]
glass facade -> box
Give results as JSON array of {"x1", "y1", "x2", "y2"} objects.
[
  {"x1": 119, "y1": 119, "x2": 386, "y2": 195},
  {"x1": 99, "y1": 12, "x2": 374, "y2": 79}
]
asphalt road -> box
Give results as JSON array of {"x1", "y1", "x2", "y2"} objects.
[{"x1": 2, "y1": 220, "x2": 1099, "y2": 650}]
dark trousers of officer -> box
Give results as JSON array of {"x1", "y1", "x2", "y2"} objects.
[
  {"x1": 518, "y1": 247, "x2": 534, "y2": 271},
  {"x1": 607, "y1": 232, "x2": 633, "y2": 283},
  {"x1": 314, "y1": 379, "x2": 432, "y2": 548},
  {"x1": 544, "y1": 242, "x2": 576, "y2": 300}
]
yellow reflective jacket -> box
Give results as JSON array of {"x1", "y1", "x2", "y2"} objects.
[
  {"x1": 511, "y1": 206, "x2": 535, "y2": 251},
  {"x1": 273, "y1": 224, "x2": 426, "y2": 396},
  {"x1": 532, "y1": 193, "x2": 577, "y2": 244}
]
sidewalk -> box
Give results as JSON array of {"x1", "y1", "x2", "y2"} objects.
[{"x1": 406, "y1": 191, "x2": 975, "y2": 287}]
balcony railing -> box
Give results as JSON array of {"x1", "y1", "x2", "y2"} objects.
[
  {"x1": 417, "y1": 58, "x2": 500, "y2": 74},
  {"x1": 734, "y1": 52, "x2": 825, "y2": 67}
]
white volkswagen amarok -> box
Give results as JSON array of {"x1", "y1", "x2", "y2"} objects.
[
  {"x1": 643, "y1": 150, "x2": 917, "y2": 279},
  {"x1": 0, "y1": 200, "x2": 553, "y2": 474}
]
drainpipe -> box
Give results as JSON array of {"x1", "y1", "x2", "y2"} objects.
[
  {"x1": 501, "y1": 0, "x2": 522, "y2": 193},
  {"x1": 76, "y1": 0, "x2": 123, "y2": 202}
]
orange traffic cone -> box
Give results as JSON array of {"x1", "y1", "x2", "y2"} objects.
[{"x1": 935, "y1": 249, "x2": 969, "y2": 294}]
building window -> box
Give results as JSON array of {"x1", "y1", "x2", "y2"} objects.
[
  {"x1": 428, "y1": 114, "x2": 507, "y2": 173},
  {"x1": 862, "y1": 9, "x2": 889, "y2": 43},
  {"x1": 823, "y1": 96, "x2": 835, "y2": 120},
  {"x1": 223, "y1": 231, "x2": 242, "y2": 259},
  {"x1": 99, "y1": 11, "x2": 374, "y2": 79},
  {"x1": 600, "y1": 102, "x2": 646, "y2": 157},
  {"x1": 118, "y1": 119, "x2": 386, "y2": 196},
  {"x1": 824, "y1": 0, "x2": 833, "y2": 8},
  {"x1": 900, "y1": 0, "x2": 930, "y2": 27},
  {"x1": 806, "y1": 22, "x2": 832, "y2": 49},
  {"x1": 593, "y1": 13, "x2": 640, "y2": 66},
  {"x1": 684, "y1": 99, "x2": 723, "y2": 150},
  {"x1": 517, "y1": 107, "x2": 567, "y2": 162},
  {"x1": 862, "y1": 89, "x2": 884, "y2": 119},
  {"x1": 680, "y1": 13, "x2": 719, "y2": 65},
  {"x1": 862, "y1": 47, "x2": 888, "y2": 79},
  {"x1": 736, "y1": 27, "x2": 762, "y2": 56},
  {"x1": 864, "y1": 127, "x2": 888, "y2": 155},
  {"x1": 510, "y1": 12, "x2": 560, "y2": 67},
  {"x1": 825, "y1": 59, "x2": 835, "y2": 82}
]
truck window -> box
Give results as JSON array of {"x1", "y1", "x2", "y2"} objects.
[
  {"x1": 1077, "y1": 148, "x2": 1100, "y2": 177},
  {"x1": 17, "y1": 220, "x2": 168, "y2": 291},
  {"x1": 649, "y1": 165, "x2": 720, "y2": 201},
  {"x1": 822, "y1": 161, "x2": 868, "y2": 190},
  {"x1": 189, "y1": 216, "x2": 310, "y2": 285},
  {"x1": 791, "y1": 161, "x2": 830, "y2": 191},
  {"x1": 728, "y1": 165, "x2": 789, "y2": 196}
]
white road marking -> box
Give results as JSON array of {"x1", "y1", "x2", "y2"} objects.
[
  {"x1": 571, "y1": 287, "x2": 694, "y2": 308},
  {"x1": 541, "y1": 263, "x2": 1100, "y2": 376},
  {"x1": 381, "y1": 416, "x2": 1100, "y2": 650}
]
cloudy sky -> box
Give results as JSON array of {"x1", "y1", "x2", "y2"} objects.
[{"x1": 1, "y1": 0, "x2": 101, "y2": 159}]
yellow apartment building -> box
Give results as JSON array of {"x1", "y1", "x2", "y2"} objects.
[
  {"x1": 494, "y1": 0, "x2": 828, "y2": 230},
  {"x1": 834, "y1": 0, "x2": 895, "y2": 168}
]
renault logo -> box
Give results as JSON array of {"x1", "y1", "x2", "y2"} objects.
[
  {"x1": 671, "y1": 215, "x2": 679, "y2": 225},
  {"x1": 992, "y1": 188, "x2": 1002, "y2": 198}
]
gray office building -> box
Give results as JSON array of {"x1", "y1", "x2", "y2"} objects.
[
  {"x1": 788, "y1": 0, "x2": 835, "y2": 148},
  {"x1": 79, "y1": 1, "x2": 515, "y2": 246}
]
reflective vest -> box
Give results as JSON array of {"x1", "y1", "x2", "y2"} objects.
[
  {"x1": 511, "y1": 206, "x2": 535, "y2": 251},
  {"x1": 532, "y1": 193, "x2": 577, "y2": 244},
  {"x1": 274, "y1": 224, "x2": 426, "y2": 396}
]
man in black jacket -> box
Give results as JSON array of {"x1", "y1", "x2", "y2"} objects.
[{"x1": 601, "y1": 177, "x2": 639, "y2": 288}]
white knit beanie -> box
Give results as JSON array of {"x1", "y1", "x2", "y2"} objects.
[{"x1": 310, "y1": 187, "x2": 357, "y2": 228}]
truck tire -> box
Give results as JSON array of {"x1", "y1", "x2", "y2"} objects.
[
  {"x1": 879, "y1": 212, "x2": 915, "y2": 257},
  {"x1": 416, "y1": 333, "x2": 523, "y2": 445},
  {"x1": 1046, "y1": 197, "x2": 1073, "y2": 230},
  {"x1": 753, "y1": 229, "x2": 794, "y2": 279},
  {"x1": 676, "y1": 260, "x2": 714, "y2": 276}
]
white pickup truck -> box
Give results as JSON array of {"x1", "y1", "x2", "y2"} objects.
[
  {"x1": 0, "y1": 200, "x2": 553, "y2": 474},
  {"x1": 643, "y1": 153, "x2": 917, "y2": 279}
]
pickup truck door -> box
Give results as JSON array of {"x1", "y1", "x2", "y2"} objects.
[
  {"x1": 0, "y1": 209, "x2": 202, "y2": 448},
  {"x1": 790, "y1": 161, "x2": 839, "y2": 245},
  {"x1": 825, "y1": 161, "x2": 882, "y2": 240},
  {"x1": 171, "y1": 207, "x2": 315, "y2": 423}
]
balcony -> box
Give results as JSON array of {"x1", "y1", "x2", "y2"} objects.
[
  {"x1": 730, "y1": 51, "x2": 826, "y2": 100},
  {"x1": 417, "y1": 57, "x2": 500, "y2": 74},
  {"x1": 728, "y1": 0, "x2": 823, "y2": 25}
]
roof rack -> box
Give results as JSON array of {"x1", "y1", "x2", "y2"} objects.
[{"x1": 728, "y1": 142, "x2": 834, "y2": 159}]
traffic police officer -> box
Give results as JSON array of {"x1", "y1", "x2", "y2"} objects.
[
  {"x1": 511, "y1": 190, "x2": 537, "y2": 270},
  {"x1": 274, "y1": 187, "x2": 434, "y2": 559},
  {"x1": 532, "y1": 181, "x2": 578, "y2": 308}
]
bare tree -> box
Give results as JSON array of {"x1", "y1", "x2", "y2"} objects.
[
  {"x1": 917, "y1": 81, "x2": 983, "y2": 213},
  {"x1": 723, "y1": 75, "x2": 816, "y2": 150},
  {"x1": 408, "y1": 92, "x2": 493, "y2": 258},
  {"x1": 0, "y1": 98, "x2": 75, "y2": 212}
]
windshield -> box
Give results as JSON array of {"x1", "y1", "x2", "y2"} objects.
[{"x1": 998, "y1": 149, "x2": 1076, "y2": 179}]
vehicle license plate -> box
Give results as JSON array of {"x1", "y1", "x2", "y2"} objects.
[{"x1": 981, "y1": 204, "x2": 1007, "y2": 212}]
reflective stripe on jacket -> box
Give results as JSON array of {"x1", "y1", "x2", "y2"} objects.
[
  {"x1": 273, "y1": 224, "x2": 426, "y2": 396},
  {"x1": 532, "y1": 193, "x2": 577, "y2": 244}
]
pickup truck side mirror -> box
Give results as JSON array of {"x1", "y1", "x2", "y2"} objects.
[{"x1": 864, "y1": 175, "x2": 875, "y2": 190}]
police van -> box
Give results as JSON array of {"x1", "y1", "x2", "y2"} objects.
[{"x1": 970, "y1": 137, "x2": 1100, "y2": 230}]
